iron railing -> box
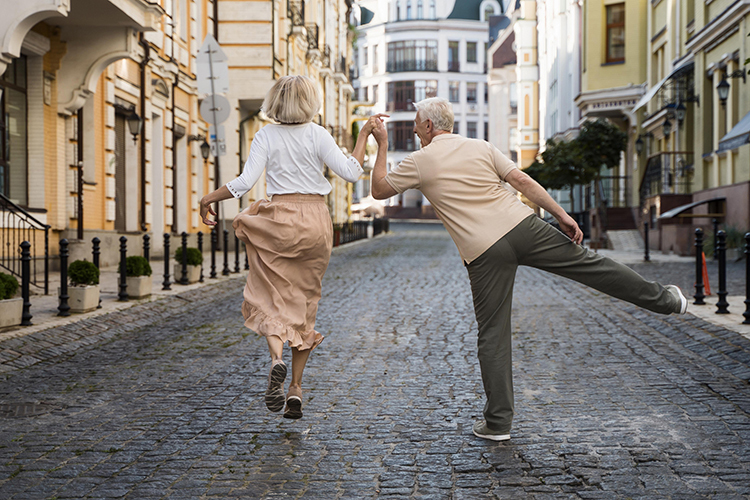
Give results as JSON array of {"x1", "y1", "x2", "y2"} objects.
[
  {"x1": 597, "y1": 175, "x2": 631, "y2": 209},
  {"x1": 306, "y1": 23, "x2": 319, "y2": 51},
  {"x1": 333, "y1": 221, "x2": 369, "y2": 246},
  {"x1": 288, "y1": 0, "x2": 304, "y2": 27},
  {"x1": 639, "y1": 151, "x2": 694, "y2": 209},
  {"x1": 373, "y1": 218, "x2": 389, "y2": 236},
  {"x1": 0, "y1": 192, "x2": 49, "y2": 294},
  {"x1": 386, "y1": 59, "x2": 439, "y2": 73}
]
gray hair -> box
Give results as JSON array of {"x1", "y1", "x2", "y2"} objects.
[{"x1": 413, "y1": 97, "x2": 454, "y2": 132}]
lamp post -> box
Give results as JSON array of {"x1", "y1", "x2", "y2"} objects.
[
  {"x1": 126, "y1": 111, "x2": 142, "y2": 145},
  {"x1": 635, "y1": 136, "x2": 644, "y2": 155},
  {"x1": 675, "y1": 102, "x2": 686, "y2": 123},
  {"x1": 200, "y1": 140, "x2": 211, "y2": 164},
  {"x1": 717, "y1": 77, "x2": 730, "y2": 107}
]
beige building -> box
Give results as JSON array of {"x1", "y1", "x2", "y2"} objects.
[{"x1": 0, "y1": 0, "x2": 355, "y2": 292}]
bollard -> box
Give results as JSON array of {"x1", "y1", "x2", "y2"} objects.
[
  {"x1": 20, "y1": 241, "x2": 33, "y2": 325},
  {"x1": 715, "y1": 230, "x2": 729, "y2": 314},
  {"x1": 118, "y1": 236, "x2": 128, "y2": 301},
  {"x1": 234, "y1": 234, "x2": 240, "y2": 273},
  {"x1": 222, "y1": 229, "x2": 230, "y2": 276},
  {"x1": 693, "y1": 228, "x2": 705, "y2": 305},
  {"x1": 180, "y1": 232, "x2": 188, "y2": 285},
  {"x1": 92, "y1": 237, "x2": 101, "y2": 269},
  {"x1": 58, "y1": 239, "x2": 70, "y2": 317},
  {"x1": 198, "y1": 232, "x2": 204, "y2": 283},
  {"x1": 744, "y1": 233, "x2": 750, "y2": 325},
  {"x1": 143, "y1": 234, "x2": 150, "y2": 262},
  {"x1": 244, "y1": 244, "x2": 249, "y2": 271},
  {"x1": 644, "y1": 221, "x2": 650, "y2": 262},
  {"x1": 210, "y1": 228, "x2": 218, "y2": 279},
  {"x1": 162, "y1": 233, "x2": 171, "y2": 290}
]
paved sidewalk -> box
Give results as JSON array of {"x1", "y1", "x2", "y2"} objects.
[{"x1": 0, "y1": 223, "x2": 749, "y2": 498}]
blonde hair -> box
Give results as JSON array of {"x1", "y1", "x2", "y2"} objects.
[
  {"x1": 262, "y1": 75, "x2": 321, "y2": 124},
  {"x1": 414, "y1": 97, "x2": 454, "y2": 132}
]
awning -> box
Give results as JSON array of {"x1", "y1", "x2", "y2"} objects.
[
  {"x1": 633, "y1": 55, "x2": 695, "y2": 112},
  {"x1": 718, "y1": 110, "x2": 750, "y2": 152},
  {"x1": 658, "y1": 197, "x2": 726, "y2": 220}
]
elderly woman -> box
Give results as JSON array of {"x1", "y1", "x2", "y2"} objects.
[{"x1": 200, "y1": 75, "x2": 385, "y2": 419}]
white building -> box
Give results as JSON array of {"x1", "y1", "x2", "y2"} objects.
[{"x1": 352, "y1": 0, "x2": 501, "y2": 213}]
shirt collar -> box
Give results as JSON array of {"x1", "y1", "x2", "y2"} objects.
[{"x1": 429, "y1": 133, "x2": 458, "y2": 143}]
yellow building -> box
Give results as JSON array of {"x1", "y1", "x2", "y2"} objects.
[
  {"x1": 634, "y1": 0, "x2": 750, "y2": 255},
  {"x1": 515, "y1": 0, "x2": 540, "y2": 169}
]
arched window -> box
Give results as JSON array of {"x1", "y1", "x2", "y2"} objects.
[
  {"x1": 417, "y1": 0, "x2": 423, "y2": 19},
  {"x1": 484, "y1": 5, "x2": 495, "y2": 21},
  {"x1": 428, "y1": 0, "x2": 436, "y2": 19},
  {"x1": 480, "y1": 0, "x2": 501, "y2": 22},
  {"x1": 396, "y1": 0, "x2": 401, "y2": 21},
  {"x1": 406, "y1": 0, "x2": 412, "y2": 20}
]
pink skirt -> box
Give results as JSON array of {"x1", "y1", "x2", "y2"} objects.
[{"x1": 232, "y1": 194, "x2": 333, "y2": 351}]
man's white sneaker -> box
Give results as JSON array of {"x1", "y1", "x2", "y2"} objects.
[
  {"x1": 666, "y1": 285, "x2": 688, "y2": 314},
  {"x1": 472, "y1": 421, "x2": 511, "y2": 441}
]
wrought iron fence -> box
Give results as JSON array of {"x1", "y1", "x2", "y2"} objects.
[
  {"x1": 597, "y1": 175, "x2": 631, "y2": 209},
  {"x1": 333, "y1": 221, "x2": 369, "y2": 246},
  {"x1": 0, "y1": 193, "x2": 49, "y2": 294},
  {"x1": 639, "y1": 151, "x2": 694, "y2": 209},
  {"x1": 373, "y1": 218, "x2": 389, "y2": 236}
]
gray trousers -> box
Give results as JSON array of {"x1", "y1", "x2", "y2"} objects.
[{"x1": 466, "y1": 214, "x2": 678, "y2": 433}]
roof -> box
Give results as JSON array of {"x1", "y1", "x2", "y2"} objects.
[
  {"x1": 447, "y1": 0, "x2": 484, "y2": 20},
  {"x1": 492, "y1": 31, "x2": 516, "y2": 68},
  {"x1": 360, "y1": 6, "x2": 375, "y2": 25}
]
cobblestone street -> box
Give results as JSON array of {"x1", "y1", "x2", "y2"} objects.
[{"x1": 0, "y1": 223, "x2": 749, "y2": 499}]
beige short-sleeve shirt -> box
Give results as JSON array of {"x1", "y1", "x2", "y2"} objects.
[{"x1": 385, "y1": 134, "x2": 534, "y2": 264}]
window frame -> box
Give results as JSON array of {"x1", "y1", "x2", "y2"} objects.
[{"x1": 605, "y1": 3, "x2": 625, "y2": 64}]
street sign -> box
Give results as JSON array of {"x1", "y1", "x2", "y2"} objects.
[
  {"x1": 209, "y1": 125, "x2": 227, "y2": 157},
  {"x1": 197, "y1": 34, "x2": 229, "y2": 95},
  {"x1": 200, "y1": 94, "x2": 231, "y2": 124}
]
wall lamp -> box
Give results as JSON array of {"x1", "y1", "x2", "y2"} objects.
[
  {"x1": 188, "y1": 134, "x2": 211, "y2": 161},
  {"x1": 126, "y1": 111, "x2": 142, "y2": 145}
]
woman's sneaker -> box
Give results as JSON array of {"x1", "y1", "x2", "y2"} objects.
[
  {"x1": 265, "y1": 361, "x2": 287, "y2": 412},
  {"x1": 284, "y1": 386, "x2": 303, "y2": 420},
  {"x1": 472, "y1": 421, "x2": 510, "y2": 441},
  {"x1": 666, "y1": 285, "x2": 688, "y2": 314}
]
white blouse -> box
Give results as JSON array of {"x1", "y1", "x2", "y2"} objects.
[{"x1": 225, "y1": 122, "x2": 364, "y2": 198}]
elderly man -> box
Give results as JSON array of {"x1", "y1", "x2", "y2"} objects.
[{"x1": 368, "y1": 98, "x2": 687, "y2": 441}]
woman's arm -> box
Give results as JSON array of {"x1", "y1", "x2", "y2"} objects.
[{"x1": 199, "y1": 186, "x2": 233, "y2": 226}]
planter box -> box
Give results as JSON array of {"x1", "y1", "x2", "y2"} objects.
[
  {"x1": 63, "y1": 285, "x2": 100, "y2": 313},
  {"x1": 0, "y1": 298, "x2": 23, "y2": 327},
  {"x1": 173, "y1": 264, "x2": 201, "y2": 284},
  {"x1": 727, "y1": 248, "x2": 744, "y2": 262},
  {"x1": 126, "y1": 275, "x2": 153, "y2": 299}
]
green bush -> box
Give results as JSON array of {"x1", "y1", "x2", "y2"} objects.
[
  {"x1": 703, "y1": 226, "x2": 746, "y2": 257},
  {"x1": 68, "y1": 260, "x2": 100, "y2": 286},
  {"x1": 125, "y1": 256, "x2": 152, "y2": 277},
  {"x1": 0, "y1": 273, "x2": 19, "y2": 300},
  {"x1": 174, "y1": 247, "x2": 203, "y2": 266}
]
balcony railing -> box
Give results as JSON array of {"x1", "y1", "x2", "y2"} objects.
[
  {"x1": 448, "y1": 60, "x2": 460, "y2": 72},
  {"x1": 288, "y1": 0, "x2": 304, "y2": 28},
  {"x1": 597, "y1": 175, "x2": 631, "y2": 209},
  {"x1": 306, "y1": 23, "x2": 319, "y2": 51},
  {"x1": 639, "y1": 151, "x2": 694, "y2": 209},
  {"x1": 386, "y1": 59, "x2": 438, "y2": 73},
  {"x1": 1, "y1": 192, "x2": 50, "y2": 294}
]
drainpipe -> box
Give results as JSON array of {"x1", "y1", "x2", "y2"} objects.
[
  {"x1": 139, "y1": 32, "x2": 150, "y2": 232},
  {"x1": 77, "y1": 109, "x2": 84, "y2": 240}
]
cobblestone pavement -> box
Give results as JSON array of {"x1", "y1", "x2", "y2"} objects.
[{"x1": 0, "y1": 223, "x2": 749, "y2": 499}]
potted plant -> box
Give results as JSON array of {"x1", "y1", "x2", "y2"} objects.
[
  {"x1": 125, "y1": 256, "x2": 153, "y2": 299},
  {"x1": 174, "y1": 247, "x2": 202, "y2": 284},
  {"x1": 724, "y1": 227, "x2": 745, "y2": 262},
  {"x1": 0, "y1": 272, "x2": 22, "y2": 328},
  {"x1": 66, "y1": 260, "x2": 100, "y2": 313}
]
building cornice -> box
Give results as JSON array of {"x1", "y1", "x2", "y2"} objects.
[{"x1": 685, "y1": 0, "x2": 750, "y2": 53}]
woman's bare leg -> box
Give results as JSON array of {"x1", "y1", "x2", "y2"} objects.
[{"x1": 289, "y1": 346, "x2": 311, "y2": 389}]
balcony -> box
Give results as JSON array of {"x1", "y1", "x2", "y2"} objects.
[
  {"x1": 448, "y1": 60, "x2": 460, "y2": 72},
  {"x1": 386, "y1": 59, "x2": 438, "y2": 73}
]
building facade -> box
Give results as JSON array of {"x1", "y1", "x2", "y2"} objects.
[{"x1": 353, "y1": 0, "x2": 499, "y2": 215}]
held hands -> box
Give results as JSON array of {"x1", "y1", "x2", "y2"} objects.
[
  {"x1": 200, "y1": 198, "x2": 217, "y2": 227},
  {"x1": 558, "y1": 213, "x2": 584, "y2": 245},
  {"x1": 361, "y1": 114, "x2": 389, "y2": 145}
]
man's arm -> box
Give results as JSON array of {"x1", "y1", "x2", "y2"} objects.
[
  {"x1": 370, "y1": 121, "x2": 397, "y2": 200},
  {"x1": 505, "y1": 168, "x2": 583, "y2": 244}
]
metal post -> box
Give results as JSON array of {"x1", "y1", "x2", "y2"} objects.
[
  {"x1": 162, "y1": 233, "x2": 171, "y2": 290},
  {"x1": 716, "y1": 230, "x2": 729, "y2": 314},
  {"x1": 198, "y1": 232, "x2": 204, "y2": 282},
  {"x1": 20, "y1": 241, "x2": 33, "y2": 325},
  {"x1": 234, "y1": 234, "x2": 240, "y2": 273},
  {"x1": 118, "y1": 236, "x2": 128, "y2": 301},
  {"x1": 244, "y1": 244, "x2": 249, "y2": 271},
  {"x1": 57, "y1": 239, "x2": 70, "y2": 317},
  {"x1": 222, "y1": 229, "x2": 230, "y2": 276},
  {"x1": 180, "y1": 232, "x2": 188, "y2": 285},
  {"x1": 713, "y1": 218, "x2": 719, "y2": 260},
  {"x1": 44, "y1": 226, "x2": 49, "y2": 296},
  {"x1": 92, "y1": 237, "x2": 102, "y2": 309},
  {"x1": 744, "y1": 232, "x2": 750, "y2": 325},
  {"x1": 210, "y1": 228, "x2": 217, "y2": 278},
  {"x1": 143, "y1": 234, "x2": 150, "y2": 262},
  {"x1": 644, "y1": 221, "x2": 650, "y2": 262},
  {"x1": 693, "y1": 229, "x2": 705, "y2": 305}
]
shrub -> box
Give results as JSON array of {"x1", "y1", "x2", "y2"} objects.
[
  {"x1": 126, "y1": 256, "x2": 152, "y2": 277},
  {"x1": 0, "y1": 273, "x2": 19, "y2": 300},
  {"x1": 174, "y1": 247, "x2": 203, "y2": 266},
  {"x1": 68, "y1": 260, "x2": 100, "y2": 286}
]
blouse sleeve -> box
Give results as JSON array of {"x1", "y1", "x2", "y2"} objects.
[
  {"x1": 226, "y1": 130, "x2": 267, "y2": 198},
  {"x1": 317, "y1": 127, "x2": 364, "y2": 183}
]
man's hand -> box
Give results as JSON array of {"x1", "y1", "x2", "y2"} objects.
[
  {"x1": 557, "y1": 213, "x2": 583, "y2": 244},
  {"x1": 372, "y1": 119, "x2": 387, "y2": 145},
  {"x1": 361, "y1": 113, "x2": 389, "y2": 136}
]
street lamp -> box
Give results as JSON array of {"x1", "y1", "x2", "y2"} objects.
[
  {"x1": 717, "y1": 77, "x2": 730, "y2": 107},
  {"x1": 663, "y1": 117, "x2": 672, "y2": 137},
  {"x1": 635, "y1": 136, "x2": 644, "y2": 155},
  {"x1": 126, "y1": 111, "x2": 142, "y2": 145},
  {"x1": 675, "y1": 102, "x2": 687, "y2": 123},
  {"x1": 200, "y1": 140, "x2": 211, "y2": 162}
]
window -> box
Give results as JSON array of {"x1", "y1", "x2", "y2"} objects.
[
  {"x1": 467, "y1": 42, "x2": 477, "y2": 63},
  {"x1": 484, "y1": 82, "x2": 488, "y2": 103},
  {"x1": 387, "y1": 121, "x2": 418, "y2": 151},
  {"x1": 510, "y1": 82, "x2": 517, "y2": 113},
  {"x1": 466, "y1": 83, "x2": 478, "y2": 103},
  {"x1": 396, "y1": 0, "x2": 401, "y2": 20},
  {"x1": 449, "y1": 81, "x2": 460, "y2": 103},
  {"x1": 0, "y1": 55, "x2": 27, "y2": 204},
  {"x1": 417, "y1": 0, "x2": 423, "y2": 18},
  {"x1": 467, "y1": 122, "x2": 477, "y2": 138},
  {"x1": 387, "y1": 80, "x2": 438, "y2": 111},
  {"x1": 373, "y1": 45, "x2": 378, "y2": 73},
  {"x1": 484, "y1": 5, "x2": 495, "y2": 21},
  {"x1": 387, "y1": 40, "x2": 438, "y2": 72},
  {"x1": 448, "y1": 41, "x2": 460, "y2": 72},
  {"x1": 484, "y1": 121, "x2": 488, "y2": 141},
  {"x1": 406, "y1": 0, "x2": 412, "y2": 20},
  {"x1": 373, "y1": 84, "x2": 378, "y2": 103},
  {"x1": 429, "y1": 0, "x2": 436, "y2": 18},
  {"x1": 179, "y1": 0, "x2": 188, "y2": 41},
  {"x1": 606, "y1": 3, "x2": 625, "y2": 63},
  {"x1": 363, "y1": 45, "x2": 368, "y2": 66},
  {"x1": 453, "y1": 121, "x2": 460, "y2": 134}
]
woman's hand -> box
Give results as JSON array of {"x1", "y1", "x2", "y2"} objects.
[
  {"x1": 361, "y1": 114, "x2": 389, "y2": 136},
  {"x1": 200, "y1": 198, "x2": 217, "y2": 226}
]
